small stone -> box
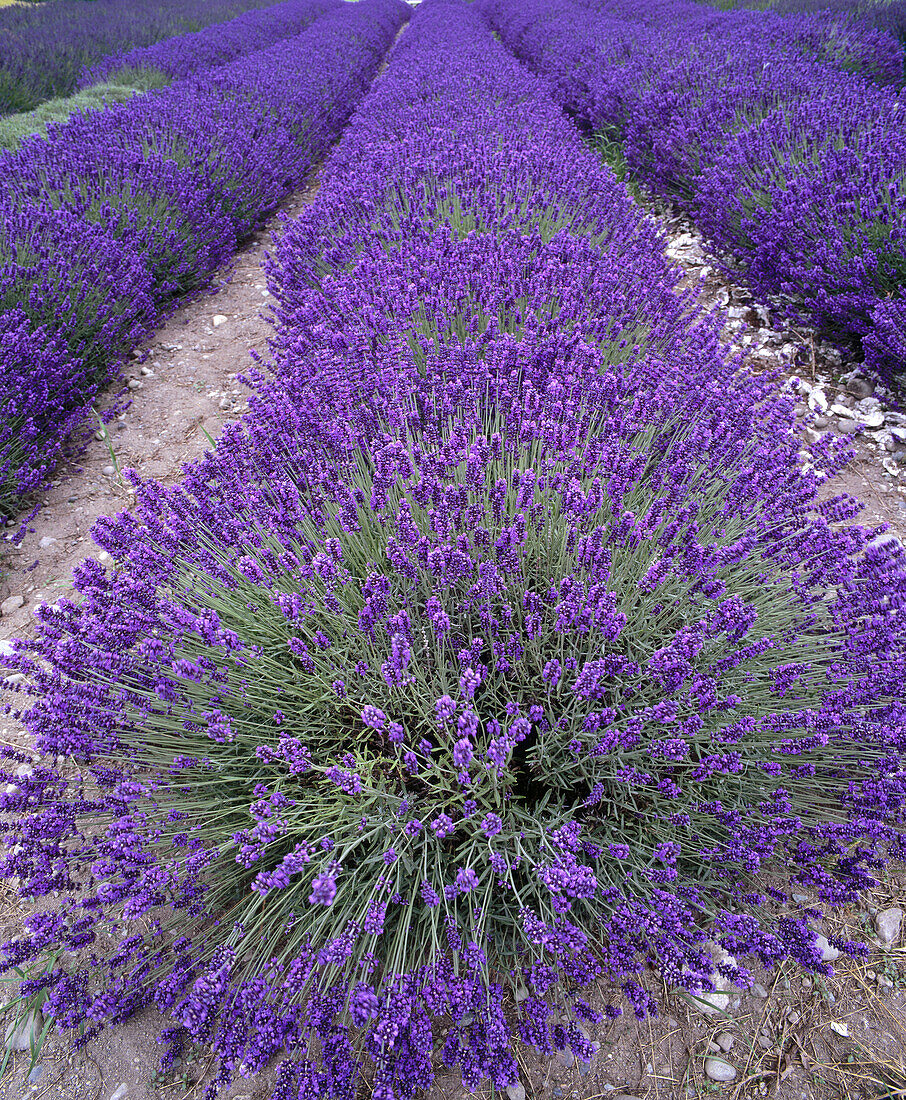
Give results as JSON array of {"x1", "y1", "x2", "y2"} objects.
[
  {"x1": 792, "y1": 893, "x2": 809, "y2": 903},
  {"x1": 38, "y1": 537, "x2": 56, "y2": 549},
  {"x1": 5, "y1": 1010, "x2": 42, "y2": 1052},
  {"x1": 715, "y1": 1032, "x2": 734, "y2": 1052},
  {"x1": 846, "y1": 377, "x2": 874, "y2": 398},
  {"x1": 757, "y1": 1034, "x2": 772, "y2": 1050},
  {"x1": 814, "y1": 934, "x2": 840, "y2": 962},
  {"x1": 557, "y1": 1050, "x2": 575, "y2": 1068},
  {"x1": 704, "y1": 1057, "x2": 737, "y2": 1083},
  {"x1": 707, "y1": 1041, "x2": 721, "y2": 1054},
  {"x1": 102, "y1": 465, "x2": 116, "y2": 477},
  {"x1": 94, "y1": 429, "x2": 106, "y2": 441},
  {"x1": 212, "y1": 314, "x2": 228, "y2": 327},
  {"x1": 812, "y1": 415, "x2": 829, "y2": 429},
  {"x1": 109, "y1": 1086, "x2": 129, "y2": 1100},
  {"x1": 506, "y1": 1084, "x2": 526, "y2": 1100},
  {"x1": 837, "y1": 418, "x2": 860, "y2": 435},
  {"x1": 750, "y1": 982, "x2": 769, "y2": 999},
  {"x1": 98, "y1": 551, "x2": 111, "y2": 564},
  {"x1": 829, "y1": 1021, "x2": 849, "y2": 1037},
  {"x1": 26, "y1": 1064, "x2": 45, "y2": 1085},
  {"x1": 219, "y1": 397, "x2": 233, "y2": 411},
  {"x1": 127, "y1": 379, "x2": 143, "y2": 391},
  {"x1": 802, "y1": 976, "x2": 813, "y2": 990},
  {"x1": 875, "y1": 908, "x2": 903, "y2": 945},
  {"x1": 867, "y1": 969, "x2": 877, "y2": 981},
  {"x1": 1, "y1": 595, "x2": 24, "y2": 616},
  {"x1": 787, "y1": 1011, "x2": 800, "y2": 1026},
  {"x1": 139, "y1": 365, "x2": 154, "y2": 377}
]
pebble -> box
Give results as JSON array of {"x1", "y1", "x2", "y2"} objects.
[
  {"x1": 704, "y1": 1057, "x2": 737, "y2": 1083},
  {"x1": 787, "y1": 1011, "x2": 801, "y2": 1026},
  {"x1": 837, "y1": 419, "x2": 860, "y2": 435},
  {"x1": 814, "y1": 934, "x2": 840, "y2": 962},
  {"x1": 109, "y1": 1086, "x2": 129, "y2": 1100},
  {"x1": 505, "y1": 1085, "x2": 526, "y2": 1100},
  {"x1": 139, "y1": 365, "x2": 154, "y2": 377},
  {"x1": 792, "y1": 893, "x2": 809, "y2": 903},
  {"x1": 715, "y1": 1032, "x2": 734, "y2": 1052},
  {"x1": 4, "y1": 1010, "x2": 42, "y2": 1052},
  {"x1": 38, "y1": 537, "x2": 56, "y2": 549},
  {"x1": 750, "y1": 982, "x2": 769, "y2": 999},
  {"x1": 102, "y1": 465, "x2": 116, "y2": 477},
  {"x1": 127, "y1": 379, "x2": 143, "y2": 391},
  {"x1": 557, "y1": 1049, "x2": 575, "y2": 1068},
  {"x1": 1, "y1": 595, "x2": 24, "y2": 616},
  {"x1": 829, "y1": 1021, "x2": 849, "y2": 1037},
  {"x1": 875, "y1": 908, "x2": 903, "y2": 945},
  {"x1": 26, "y1": 1064, "x2": 45, "y2": 1084},
  {"x1": 212, "y1": 314, "x2": 228, "y2": 327},
  {"x1": 757, "y1": 1034, "x2": 773, "y2": 1050},
  {"x1": 847, "y1": 377, "x2": 874, "y2": 398}
]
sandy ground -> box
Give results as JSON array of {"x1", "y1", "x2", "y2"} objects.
[{"x1": 0, "y1": 152, "x2": 905, "y2": 1100}]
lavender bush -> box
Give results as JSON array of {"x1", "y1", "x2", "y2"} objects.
[
  {"x1": 0, "y1": 0, "x2": 408, "y2": 518},
  {"x1": 80, "y1": 0, "x2": 337, "y2": 89},
  {"x1": 2, "y1": 5, "x2": 904, "y2": 1099},
  {"x1": 0, "y1": 0, "x2": 284, "y2": 117},
  {"x1": 482, "y1": 0, "x2": 906, "y2": 376}
]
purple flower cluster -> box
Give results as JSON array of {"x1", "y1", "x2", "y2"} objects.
[
  {"x1": 80, "y1": 0, "x2": 338, "y2": 88},
  {"x1": 1, "y1": 2, "x2": 904, "y2": 1098},
  {"x1": 481, "y1": 0, "x2": 906, "y2": 377},
  {"x1": 0, "y1": 0, "x2": 282, "y2": 116},
  {"x1": 0, "y1": 0, "x2": 408, "y2": 516}
]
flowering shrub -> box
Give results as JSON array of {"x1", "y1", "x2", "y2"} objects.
[
  {"x1": 482, "y1": 0, "x2": 906, "y2": 375},
  {"x1": 2, "y1": 5, "x2": 905, "y2": 1099},
  {"x1": 80, "y1": 0, "x2": 338, "y2": 89},
  {"x1": 0, "y1": 0, "x2": 408, "y2": 518},
  {"x1": 0, "y1": 0, "x2": 282, "y2": 116}
]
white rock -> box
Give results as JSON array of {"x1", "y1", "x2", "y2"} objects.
[
  {"x1": 814, "y1": 934, "x2": 840, "y2": 962},
  {"x1": 875, "y1": 908, "x2": 903, "y2": 946},
  {"x1": 0, "y1": 640, "x2": 15, "y2": 658},
  {"x1": 505, "y1": 1084, "x2": 526, "y2": 1100},
  {"x1": 127, "y1": 379, "x2": 143, "y2": 391},
  {"x1": 704, "y1": 1057, "x2": 737, "y2": 1083},
  {"x1": 102, "y1": 465, "x2": 116, "y2": 477},
  {"x1": 808, "y1": 388, "x2": 829, "y2": 412},
  {"x1": 212, "y1": 314, "x2": 228, "y2": 327},
  {"x1": 1, "y1": 595, "x2": 24, "y2": 616},
  {"x1": 4, "y1": 1010, "x2": 42, "y2": 1052},
  {"x1": 38, "y1": 537, "x2": 56, "y2": 549},
  {"x1": 108, "y1": 1086, "x2": 129, "y2": 1100},
  {"x1": 687, "y1": 943, "x2": 740, "y2": 1016},
  {"x1": 829, "y1": 1020, "x2": 849, "y2": 1037}
]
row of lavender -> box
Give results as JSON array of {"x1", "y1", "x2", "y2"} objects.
[
  {"x1": 79, "y1": 0, "x2": 337, "y2": 88},
  {"x1": 0, "y1": 0, "x2": 408, "y2": 519},
  {"x1": 712, "y1": 0, "x2": 906, "y2": 48},
  {"x1": 4, "y1": 2, "x2": 904, "y2": 1098},
  {"x1": 481, "y1": 0, "x2": 906, "y2": 381},
  {"x1": 0, "y1": 0, "x2": 282, "y2": 116}
]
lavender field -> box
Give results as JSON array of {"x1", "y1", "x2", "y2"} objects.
[{"x1": 0, "y1": 1, "x2": 905, "y2": 1099}]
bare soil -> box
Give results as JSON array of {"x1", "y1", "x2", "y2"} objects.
[{"x1": 0, "y1": 175, "x2": 904, "y2": 1100}]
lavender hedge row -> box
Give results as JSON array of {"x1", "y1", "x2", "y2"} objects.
[
  {"x1": 80, "y1": 0, "x2": 338, "y2": 89},
  {"x1": 0, "y1": 0, "x2": 284, "y2": 117},
  {"x1": 481, "y1": 0, "x2": 906, "y2": 380},
  {"x1": 0, "y1": 0, "x2": 408, "y2": 518},
  {"x1": 2, "y1": 2, "x2": 904, "y2": 1098}
]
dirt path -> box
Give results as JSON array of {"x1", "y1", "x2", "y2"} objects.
[{"x1": 0, "y1": 162, "x2": 905, "y2": 1100}]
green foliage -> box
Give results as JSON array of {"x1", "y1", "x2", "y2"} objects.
[{"x1": 0, "y1": 74, "x2": 172, "y2": 150}]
